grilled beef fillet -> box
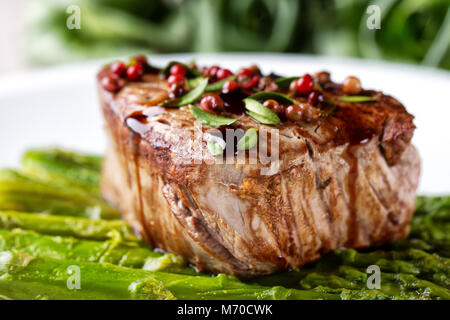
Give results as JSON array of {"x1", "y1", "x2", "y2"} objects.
[{"x1": 98, "y1": 66, "x2": 420, "y2": 277}]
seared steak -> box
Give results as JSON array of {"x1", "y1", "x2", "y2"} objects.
[{"x1": 98, "y1": 60, "x2": 420, "y2": 277}]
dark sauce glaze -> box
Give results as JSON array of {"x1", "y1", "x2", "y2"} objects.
[
  {"x1": 124, "y1": 106, "x2": 171, "y2": 246},
  {"x1": 125, "y1": 116, "x2": 149, "y2": 137},
  {"x1": 127, "y1": 111, "x2": 149, "y2": 124},
  {"x1": 343, "y1": 147, "x2": 359, "y2": 246},
  {"x1": 126, "y1": 122, "x2": 155, "y2": 247},
  {"x1": 124, "y1": 106, "x2": 166, "y2": 135},
  {"x1": 319, "y1": 85, "x2": 407, "y2": 147},
  {"x1": 330, "y1": 100, "x2": 384, "y2": 146}
]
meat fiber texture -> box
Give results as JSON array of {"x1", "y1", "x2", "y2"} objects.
[{"x1": 98, "y1": 70, "x2": 420, "y2": 277}]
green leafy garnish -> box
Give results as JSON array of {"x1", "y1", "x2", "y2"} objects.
[
  {"x1": 188, "y1": 75, "x2": 236, "y2": 91},
  {"x1": 160, "y1": 61, "x2": 201, "y2": 78},
  {"x1": 338, "y1": 96, "x2": 377, "y2": 103},
  {"x1": 162, "y1": 78, "x2": 209, "y2": 107},
  {"x1": 243, "y1": 98, "x2": 281, "y2": 125},
  {"x1": 186, "y1": 77, "x2": 203, "y2": 89},
  {"x1": 248, "y1": 91, "x2": 296, "y2": 105},
  {"x1": 246, "y1": 111, "x2": 277, "y2": 125},
  {"x1": 207, "y1": 141, "x2": 224, "y2": 156},
  {"x1": 274, "y1": 76, "x2": 299, "y2": 89},
  {"x1": 205, "y1": 76, "x2": 236, "y2": 92},
  {"x1": 237, "y1": 128, "x2": 258, "y2": 151},
  {"x1": 190, "y1": 105, "x2": 238, "y2": 128}
]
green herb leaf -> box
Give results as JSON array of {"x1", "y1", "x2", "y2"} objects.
[
  {"x1": 338, "y1": 96, "x2": 377, "y2": 103},
  {"x1": 243, "y1": 98, "x2": 281, "y2": 125},
  {"x1": 237, "y1": 128, "x2": 258, "y2": 151},
  {"x1": 160, "y1": 61, "x2": 201, "y2": 78},
  {"x1": 248, "y1": 91, "x2": 296, "y2": 105},
  {"x1": 190, "y1": 105, "x2": 238, "y2": 128},
  {"x1": 205, "y1": 76, "x2": 237, "y2": 92},
  {"x1": 207, "y1": 141, "x2": 224, "y2": 156},
  {"x1": 186, "y1": 77, "x2": 203, "y2": 89},
  {"x1": 274, "y1": 76, "x2": 299, "y2": 89},
  {"x1": 163, "y1": 78, "x2": 209, "y2": 107},
  {"x1": 246, "y1": 111, "x2": 278, "y2": 125}
]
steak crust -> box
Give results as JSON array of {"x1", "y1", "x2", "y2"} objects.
[{"x1": 98, "y1": 67, "x2": 420, "y2": 277}]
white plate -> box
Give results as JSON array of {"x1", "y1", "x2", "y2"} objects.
[{"x1": 1, "y1": 53, "x2": 449, "y2": 194}]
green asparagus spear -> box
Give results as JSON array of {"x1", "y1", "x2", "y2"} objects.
[
  {"x1": 0, "y1": 250, "x2": 174, "y2": 300},
  {"x1": 300, "y1": 272, "x2": 361, "y2": 290},
  {"x1": 390, "y1": 272, "x2": 450, "y2": 300},
  {"x1": 148, "y1": 272, "x2": 338, "y2": 300},
  {"x1": 0, "y1": 250, "x2": 338, "y2": 300},
  {"x1": 298, "y1": 264, "x2": 450, "y2": 300},
  {"x1": 332, "y1": 249, "x2": 450, "y2": 286},
  {"x1": 245, "y1": 269, "x2": 304, "y2": 289},
  {"x1": 336, "y1": 288, "x2": 392, "y2": 300},
  {"x1": 389, "y1": 234, "x2": 450, "y2": 258},
  {"x1": 21, "y1": 148, "x2": 101, "y2": 195},
  {"x1": 415, "y1": 195, "x2": 450, "y2": 220},
  {"x1": 0, "y1": 169, "x2": 120, "y2": 219},
  {"x1": 257, "y1": 240, "x2": 450, "y2": 298},
  {"x1": 0, "y1": 210, "x2": 138, "y2": 241},
  {"x1": 0, "y1": 229, "x2": 190, "y2": 273},
  {"x1": 411, "y1": 220, "x2": 450, "y2": 243}
]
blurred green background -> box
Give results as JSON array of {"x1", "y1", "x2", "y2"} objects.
[{"x1": 27, "y1": 0, "x2": 450, "y2": 69}]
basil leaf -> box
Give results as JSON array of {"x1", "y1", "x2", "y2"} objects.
[
  {"x1": 248, "y1": 91, "x2": 296, "y2": 105},
  {"x1": 338, "y1": 96, "x2": 376, "y2": 103},
  {"x1": 205, "y1": 75, "x2": 236, "y2": 92},
  {"x1": 160, "y1": 61, "x2": 201, "y2": 78},
  {"x1": 243, "y1": 98, "x2": 281, "y2": 125},
  {"x1": 237, "y1": 128, "x2": 258, "y2": 151},
  {"x1": 246, "y1": 111, "x2": 276, "y2": 125},
  {"x1": 186, "y1": 77, "x2": 203, "y2": 89},
  {"x1": 163, "y1": 78, "x2": 209, "y2": 107},
  {"x1": 190, "y1": 105, "x2": 238, "y2": 128},
  {"x1": 274, "y1": 76, "x2": 299, "y2": 89},
  {"x1": 207, "y1": 141, "x2": 224, "y2": 156}
]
